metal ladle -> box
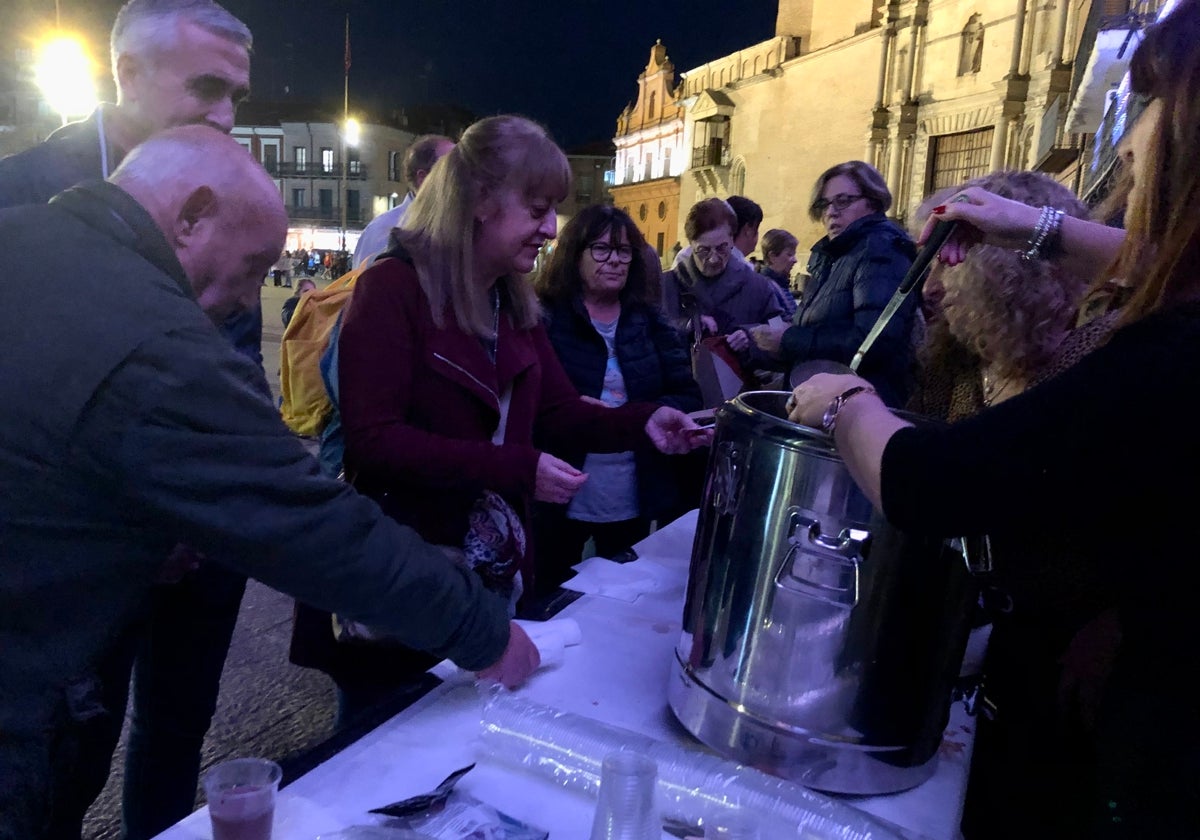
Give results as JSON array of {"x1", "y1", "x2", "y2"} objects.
[{"x1": 788, "y1": 220, "x2": 957, "y2": 389}]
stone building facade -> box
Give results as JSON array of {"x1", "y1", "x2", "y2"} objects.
[
  {"x1": 674, "y1": 0, "x2": 1095, "y2": 261},
  {"x1": 611, "y1": 41, "x2": 687, "y2": 263}
]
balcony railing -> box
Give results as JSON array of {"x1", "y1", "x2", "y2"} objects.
[
  {"x1": 268, "y1": 162, "x2": 368, "y2": 180},
  {"x1": 287, "y1": 205, "x2": 367, "y2": 225},
  {"x1": 690, "y1": 145, "x2": 731, "y2": 170}
]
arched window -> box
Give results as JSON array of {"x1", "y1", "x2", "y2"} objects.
[
  {"x1": 730, "y1": 159, "x2": 746, "y2": 195},
  {"x1": 648, "y1": 92, "x2": 657, "y2": 119}
]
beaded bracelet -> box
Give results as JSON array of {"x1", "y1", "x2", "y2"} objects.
[{"x1": 1019, "y1": 206, "x2": 1064, "y2": 261}]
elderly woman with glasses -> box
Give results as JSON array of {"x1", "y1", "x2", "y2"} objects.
[
  {"x1": 534, "y1": 205, "x2": 703, "y2": 588},
  {"x1": 756, "y1": 160, "x2": 917, "y2": 407},
  {"x1": 661, "y1": 197, "x2": 788, "y2": 390}
]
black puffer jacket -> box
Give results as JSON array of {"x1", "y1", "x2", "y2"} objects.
[
  {"x1": 539, "y1": 294, "x2": 702, "y2": 519},
  {"x1": 781, "y1": 213, "x2": 917, "y2": 407}
]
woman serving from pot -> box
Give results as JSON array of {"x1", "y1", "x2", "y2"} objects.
[{"x1": 788, "y1": 2, "x2": 1200, "y2": 834}]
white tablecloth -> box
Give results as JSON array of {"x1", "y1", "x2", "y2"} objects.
[{"x1": 156, "y1": 510, "x2": 983, "y2": 840}]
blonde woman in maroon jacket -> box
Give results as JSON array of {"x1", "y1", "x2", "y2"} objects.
[{"x1": 292, "y1": 115, "x2": 709, "y2": 723}]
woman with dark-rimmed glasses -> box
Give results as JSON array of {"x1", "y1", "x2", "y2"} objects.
[
  {"x1": 788, "y1": 2, "x2": 1200, "y2": 833},
  {"x1": 535, "y1": 205, "x2": 702, "y2": 589}
]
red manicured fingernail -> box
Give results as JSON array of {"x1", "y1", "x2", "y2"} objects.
[{"x1": 932, "y1": 205, "x2": 947, "y2": 215}]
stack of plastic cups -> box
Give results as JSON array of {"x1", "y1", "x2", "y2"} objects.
[{"x1": 479, "y1": 691, "x2": 899, "y2": 840}]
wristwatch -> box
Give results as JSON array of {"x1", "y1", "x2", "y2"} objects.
[{"x1": 821, "y1": 385, "x2": 875, "y2": 435}]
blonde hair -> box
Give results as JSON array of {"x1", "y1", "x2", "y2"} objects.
[
  {"x1": 396, "y1": 115, "x2": 570, "y2": 338},
  {"x1": 932, "y1": 171, "x2": 1090, "y2": 379}
]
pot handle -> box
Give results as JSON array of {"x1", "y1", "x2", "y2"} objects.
[{"x1": 776, "y1": 512, "x2": 868, "y2": 609}]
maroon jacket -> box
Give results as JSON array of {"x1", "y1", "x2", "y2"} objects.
[{"x1": 338, "y1": 255, "x2": 658, "y2": 565}]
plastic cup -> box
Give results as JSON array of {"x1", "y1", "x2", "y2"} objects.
[
  {"x1": 203, "y1": 757, "x2": 282, "y2": 840},
  {"x1": 589, "y1": 751, "x2": 660, "y2": 840}
]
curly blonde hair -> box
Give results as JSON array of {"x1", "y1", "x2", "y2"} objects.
[{"x1": 933, "y1": 171, "x2": 1090, "y2": 379}]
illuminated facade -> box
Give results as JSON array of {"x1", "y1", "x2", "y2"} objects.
[
  {"x1": 611, "y1": 41, "x2": 686, "y2": 263},
  {"x1": 674, "y1": 0, "x2": 1100, "y2": 261}
]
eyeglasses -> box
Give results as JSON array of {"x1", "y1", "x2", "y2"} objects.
[
  {"x1": 588, "y1": 242, "x2": 634, "y2": 264},
  {"x1": 813, "y1": 194, "x2": 865, "y2": 215},
  {"x1": 694, "y1": 242, "x2": 732, "y2": 261}
]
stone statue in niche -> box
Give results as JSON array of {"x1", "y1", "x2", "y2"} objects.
[{"x1": 959, "y1": 14, "x2": 985, "y2": 76}]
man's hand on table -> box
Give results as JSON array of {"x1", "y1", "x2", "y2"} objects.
[{"x1": 476, "y1": 621, "x2": 540, "y2": 689}]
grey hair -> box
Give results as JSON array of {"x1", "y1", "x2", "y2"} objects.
[{"x1": 111, "y1": 0, "x2": 252, "y2": 73}]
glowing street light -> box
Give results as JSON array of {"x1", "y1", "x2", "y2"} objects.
[
  {"x1": 339, "y1": 117, "x2": 361, "y2": 252},
  {"x1": 34, "y1": 34, "x2": 98, "y2": 125}
]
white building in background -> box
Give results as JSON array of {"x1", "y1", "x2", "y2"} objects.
[
  {"x1": 672, "y1": 0, "x2": 1109, "y2": 260},
  {"x1": 233, "y1": 111, "x2": 415, "y2": 252},
  {"x1": 611, "y1": 41, "x2": 687, "y2": 261}
]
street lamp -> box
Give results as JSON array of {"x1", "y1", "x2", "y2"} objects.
[
  {"x1": 34, "y1": 34, "x2": 97, "y2": 125},
  {"x1": 339, "y1": 117, "x2": 360, "y2": 252}
]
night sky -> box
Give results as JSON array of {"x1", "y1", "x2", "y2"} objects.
[{"x1": 41, "y1": 0, "x2": 777, "y2": 149}]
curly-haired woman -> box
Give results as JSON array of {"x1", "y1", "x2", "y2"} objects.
[
  {"x1": 788, "y1": 2, "x2": 1200, "y2": 831},
  {"x1": 908, "y1": 170, "x2": 1122, "y2": 838}
]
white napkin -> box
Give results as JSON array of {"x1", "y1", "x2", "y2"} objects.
[
  {"x1": 428, "y1": 618, "x2": 582, "y2": 684},
  {"x1": 560, "y1": 555, "x2": 677, "y2": 602}
]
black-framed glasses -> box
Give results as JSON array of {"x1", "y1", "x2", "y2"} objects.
[
  {"x1": 588, "y1": 242, "x2": 634, "y2": 264},
  {"x1": 694, "y1": 242, "x2": 732, "y2": 260},
  {"x1": 813, "y1": 194, "x2": 865, "y2": 215}
]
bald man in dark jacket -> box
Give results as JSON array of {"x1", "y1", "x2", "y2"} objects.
[{"x1": 0, "y1": 128, "x2": 536, "y2": 840}]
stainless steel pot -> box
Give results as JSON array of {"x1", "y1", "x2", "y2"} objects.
[{"x1": 668, "y1": 391, "x2": 977, "y2": 795}]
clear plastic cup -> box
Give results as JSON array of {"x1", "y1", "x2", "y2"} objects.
[
  {"x1": 589, "y1": 752, "x2": 660, "y2": 840},
  {"x1": 203, "y1": 757, "x2": 282, "y2": 840}
]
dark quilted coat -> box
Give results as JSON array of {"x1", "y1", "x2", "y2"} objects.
[
  {"x1": 539, "y1": 294, "x2": 703, "y2": 520},
  {"x1": 782, "y1": 212, "x2": 917, "y2": 407}
]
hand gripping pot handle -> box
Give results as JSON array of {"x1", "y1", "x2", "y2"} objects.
[{"x1": 775, "y1": 510, "x2": 869, "y2": 609}]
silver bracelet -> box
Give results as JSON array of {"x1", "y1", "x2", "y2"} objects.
[{"x1": 1019, "y1": 206, "x2": 1064, "y2": 262}]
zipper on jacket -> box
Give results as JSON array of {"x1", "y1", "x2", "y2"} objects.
[{"x1": 432, "y1": 352, "x2": 499, "y2": 404}]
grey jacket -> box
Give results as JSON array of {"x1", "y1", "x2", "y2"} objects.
[
  {"x1": 662, "y1": 251, "x2": 786, "y2": 369},
  {"x1": 0, "y1": 183, "x2": 510, "y2": 838}
]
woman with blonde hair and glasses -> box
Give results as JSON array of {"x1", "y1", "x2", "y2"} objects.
[
  {"x1": 788, "y1": 2, "x2": 1200, "y2": 833},
  {"x1": 290, "y1": 115, "x2": 708, "y2": 723}
]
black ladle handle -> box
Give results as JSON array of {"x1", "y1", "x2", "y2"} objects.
[{"x1": 849, "y1": 220, "x2": 957, "y2": 373}]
